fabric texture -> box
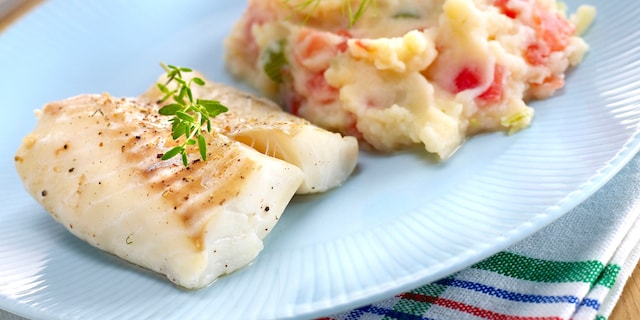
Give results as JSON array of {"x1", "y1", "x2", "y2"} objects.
[{"x1": 322, "y1": 151, "x2": 640, "y2": 320}]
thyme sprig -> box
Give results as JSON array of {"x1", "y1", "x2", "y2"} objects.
[
  {"x1": 157, "y1": 63, "x2": 228, "y2": 166},
  {"x1": 284, "y1": 0, "x2": 377, "y2": 27}
]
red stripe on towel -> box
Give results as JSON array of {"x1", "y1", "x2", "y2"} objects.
[{"x1": 400, "y1": 292, "x2": 564, "y2": 320}]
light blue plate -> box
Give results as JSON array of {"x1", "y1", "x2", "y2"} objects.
[{"x1": 1, "y1": 1, "x2": 639, "y2": 319}]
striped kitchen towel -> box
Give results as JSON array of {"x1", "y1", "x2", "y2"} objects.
[{"x1": 324, "y1": 151, "x2": 640, "y2": 320}]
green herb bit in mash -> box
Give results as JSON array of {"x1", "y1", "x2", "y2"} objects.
[
  {"x1": 157, "y1": 63, "x2": 229, "y2": 166},
  {"x1": 392, "y1": 11, "x2": 421, "y2": 19},
  {"x1": 501, "y1": 109, "x2": 532, "y2": 134},
  {"x1": 572, "y1": 5, "x2": 597, "y2": 36},
  {"x1": 284, "y1": 0, "x2": 377, "y2": 27},
  {"x1": 262, "y1": 40, "x2": 288, "y2": 83},
  {"x1": 343, "y1": 0, "x2": 376, "y2": 27}
]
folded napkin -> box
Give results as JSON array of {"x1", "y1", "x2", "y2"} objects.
[{"x1": 323, "y1": 151, "x2": 640, "y2": 320}]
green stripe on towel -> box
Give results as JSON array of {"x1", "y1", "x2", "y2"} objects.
[
  {"x1": 389, "y1": 282, "x2": 448, "y2": 316},
  {"x1": 595, "y1": 264, "x2": 620, "y2": 288},
  {"x1": 472, "y1": 252, "x2": 620, "y2": 288}
]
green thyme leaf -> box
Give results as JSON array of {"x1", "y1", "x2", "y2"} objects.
[
  {"x1": 158, "y1": 103, "x2": 182, "y2": 115},
  {"x1": 198, "y1": 135, "x2": 207, "y2": 161},
  {"x1": 157, "y1": 82, "x2": 170, "y2": 93},
  {"x1": 181, "y1": 152, "x2": 188, "y2": 167},
  {"x1": 175, "y1": 111, "x2": 195, "y2": 123},
  {"x1": 172, "y1": 122, "x2": 187, "y2": 140},
  {"x1": 199, "y1": 99, "x2": 229, "y2": 116},
  {"x1": 162, "y1": 146, "x2": 184, "y2": 161},
  {"x1": 192, "y1": 77, "x2": 205, "y2": 86},
  {"x1": 157, "y1": 63, "x2": 229, "y2": 166}
]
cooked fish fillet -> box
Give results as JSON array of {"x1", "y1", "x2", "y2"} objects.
[
  {"x1": 141, "y1": 72, "x2": 359, "y2": 194},
  {"x1": 14, "y1": 93, "x2": 304, "y2": 289}
]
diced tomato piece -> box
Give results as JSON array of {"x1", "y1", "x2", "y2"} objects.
[
  {"x1": 544, "y1": 75, "x2": 564, "y2": 90},
  {"x1": 287, "y1": 92, "x2": 304, "y2": 116},
  {"x1": 334, "y1": 30, "x2": 352, "y2": 52},
  {"x1": 296, "y1": 30, "x2": 330, "y2": 61},
  {"x1": 454, "y1": 67, "x2": 481, "y2": 93},
  {"x1": 525, "y1": 43, "x2": 551, "y2": 65},
  {"x1": 478, "y1": 64, "x2": 506, "y2": 103},
  {"x1": 518, "y1": 5, "x2": 574, "y2": 68},
  {"x1": 532, "y1": 7, "x2": 575, "y2": 52},
  {"x1": 345, "y1": 113, "x2": 365, "y2": 141},
  {"x1": 337, "y1": 41, "x2": 349, "y2": 53},
  {"x1": 494, "y1": 0, "x2": 519, "y2": 18},
  {"x1": 451, "y1": 64, "x2": 505, "y2": 104},
  {"x1": 296, "y1": 29, "x2": 351, "y2": 59},
  {"x1": 527, "y1": 75, "x2": 565, "y2": 99},
  {"x1": 353, "y1": 40, "x2": 374, "y2": 52},
  {"x1": 294, "y1": 29, "x2": 348, "y2": 71},
  {"x1": 307, "y1": 72, "x2": 338, "y2": 104},
  {"x1": 334, "y1": 29, "x2": 353, "y2": 38}
]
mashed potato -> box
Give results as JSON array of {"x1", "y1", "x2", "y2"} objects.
[{"x1": 225, "y1": 0, "x2": 594, "y2": 159}]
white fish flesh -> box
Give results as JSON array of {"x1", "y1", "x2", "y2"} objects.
[{"x1": 14, "y1": 93, "x2": 305, "y2": 289}]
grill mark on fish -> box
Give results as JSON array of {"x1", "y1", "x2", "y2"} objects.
[
  {"x1": 135, "y1": 143, "x2": 257, "y2": 251},
  {"x1": 86, "y1": 97, "x2": 261, "y2": 252},
  {"x1": 41, "y1": 94, "x2": 260, "y2": 252}
]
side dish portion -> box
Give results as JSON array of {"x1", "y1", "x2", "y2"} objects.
[
  {"x1": 225, "y1": 0, "x2": 595, "y2": 158},
  {"x1": 142, "y1": 72, "x2": 359, "y2": 194}
]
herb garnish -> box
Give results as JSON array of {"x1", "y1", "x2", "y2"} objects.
[
  {"x1": 284, "y1": 0, "x2": 377, "y2": 28},
  {"x1": 262, "y1": 40, "x2": 288, "y2": 83},
  {"x1": 156, "y1": 63, "x2": 229, "y2": 166}
]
